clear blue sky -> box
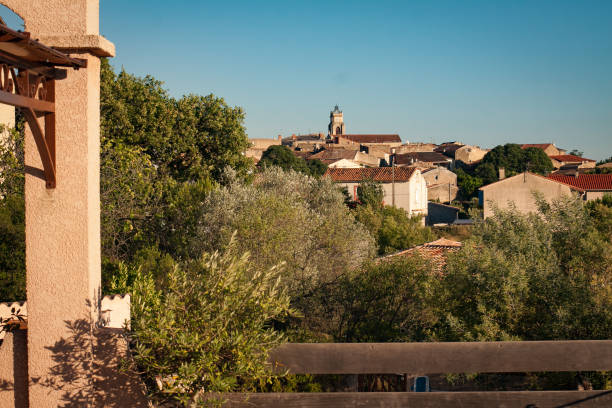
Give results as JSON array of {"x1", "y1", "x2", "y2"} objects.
[{"x1": 3, "y1": 1, "x2": 612, "y2": 159}]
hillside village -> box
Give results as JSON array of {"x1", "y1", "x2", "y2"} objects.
[
  {"x1": 0, "y1": 2, "x2": 611, "y2": 403},
  {"x1": 248, "y1": 105, "x2": 612, "y2": 226}
]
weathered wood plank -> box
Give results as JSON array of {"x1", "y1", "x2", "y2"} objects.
[
  {"x1": 223, "y1": 391, "x2": 612, "y2": 408},
  {"x1": 268, "y1": 341, "x2": 612, "y2": 374}
]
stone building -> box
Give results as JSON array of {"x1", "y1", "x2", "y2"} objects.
[
  {"x1": 324, "y1": 167, "x2": 428, "y2": 217},
  {"x1": 394, "y1": 152, "x2": 453, "y2": 168},
  {"x1": 549, "y1": 154, "x2": 596, "y2": 170},
  {"x1": 478, "y1": 172, "x2": 579, "y2": 219},
  {"x1": 395, "y1": 142, "x2": 438, "y2": 154},
  {"x1": 329, "y1": 105, "x2": 345, "y2": 136},
  {"x1": 309, "y1": 148, "x2": 381, "y2": 167},
  {"x1": 520, "y1": 143, "x2": 566, "y2": 157},
  {"x1": 454, "y1": 145, "x2": 488, "y2": 165},
  {"x1": 421, "y1": 167, "x2": 458, "y2": 203},
  {"x1": 246, "y1": 136, "x2": 282, "y2": 162}
]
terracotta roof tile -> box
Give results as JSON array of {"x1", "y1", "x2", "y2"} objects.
[
  {"x1": 521, "y1": 143, "x2": 554, "y2": 150},
  {"x1": 339, "y1": 134, "x2": 401, "y2": 144},
  {"x1": 395, "y1": 152, "x2": 452, "y2": 165},
  {"x1": 382, "y1": 238, "x2": 463, "y2": 273},
  {"x1": 549, "y1": 155, "x2": 596, "y2": 162},
  {"x1": 546, "y1": 174, "x2": 612, "y2": 190},
  {"x1": 324, "y1": 167, "x2": 417, "y2": 183}
]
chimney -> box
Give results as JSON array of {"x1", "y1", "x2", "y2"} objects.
[
  {"x1": 499, "y1": 167, "x2": 506, "y2": 180},
  {"x1": 277, "y1": 134, "x2": 282, "y2": 141},
  {"x1": 574, "y1": 169, "x2": 579, "y2": 178},
  {"x1": 292, "y1": 134, "x2": 297, "y2": 141}
]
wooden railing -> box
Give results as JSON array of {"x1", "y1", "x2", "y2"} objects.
[{"x1": 224, "y1": 341, "x2": 612, "y2": 407}]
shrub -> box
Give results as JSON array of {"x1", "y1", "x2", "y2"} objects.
[{"x1": 129, "y1": 242, "x2": 292, "y2": 406}]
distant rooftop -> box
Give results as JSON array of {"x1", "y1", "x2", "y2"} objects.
[
  {"x1": 324, "y1": 167, "x2": 417, "y2": 183},
  {"x1": 339, "y1": 134, "x2": 401, "y2": 144},
  {"x1": 547, "y1": 174, "x2": 612, "y2": 191},
  {"x1": 381, "y1": 238, "x2": 463, "y2": 273},
  {"x1": 549, "y1": 154, "x2": 595, "y2": 163}
]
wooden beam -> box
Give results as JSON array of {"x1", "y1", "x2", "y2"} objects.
[
  {"x1": 268, "y1": 341, "x2": 612, "y2": 374},
  {"x1": 222, "y1": 391, "x2": 612, "y2": 408},
  {"x1": 23, "y1": 108, "x2": 55, "y2": 188},
  {"x1": 0, "y1": 89, "x2": 55, "y2": 113}
]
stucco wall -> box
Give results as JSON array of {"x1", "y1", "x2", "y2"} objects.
[
  {"x1": 395, "y1": 143, "x2": 437, "y2": 153},
  {"x1": 585, "y1": 191, "x2": 611, "y2": 201},
  {"x1": 338, "y1": 173, "x2": 427, "y2": 217},
  {"x1": 0, "y1": 330, "x2": 28, "y2": 408},
  {"x1": 422, "y1": 167, "x2": 457, "y2": 202},
  {"x1": 479, "y1": 173, "x2": 574, "y2": 219}
]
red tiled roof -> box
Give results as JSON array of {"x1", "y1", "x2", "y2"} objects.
[
  {"x1": 324, "y1": 167, "x2": 417, "y2": 182},
  {"x1": 521, "y1": 143, "x2": 554, "y2": 150},
  {"x1": 382, "y1": 238, "x2": 463, "y2": 273},
  {"x1": 547, "y1": 174, "x2": 612, "y2": 190},
  {"x1": 549, "y1": 155, "x2": 595, "y2": 163},
  {"x1": 339, "y1": 134, "x2": 401, "y2": 144}
]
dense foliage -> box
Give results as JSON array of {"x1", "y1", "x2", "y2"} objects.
[
  {"x1": 258, "y1": 145, "x2": 327, "y2": 177},
  {"x1": 124, "y1": 243, "x2": 292, "y2": 406},
  {"x1": 0, "y1": 125, "x2": 25, "y2": 301},
  {"x1": 190, "y1": 167, "x2": 375, "y2": 298},
  {"x1": 437, "y1": 195, "x2": 612, "y2": 341},
  {"x1": 352, "y1": 180, "x2": 434, "y2": 255}
]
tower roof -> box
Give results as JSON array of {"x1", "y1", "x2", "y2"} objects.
[{"x1": 332, "y1": 105, "x2": 342, "y2": 114}]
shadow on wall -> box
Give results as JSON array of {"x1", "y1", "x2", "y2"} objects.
[
  {"x1": 0, "y1": 303, "x2": 148, "y2": 407},
  {"x1": 0, "y1": 329, "x2": 28, "y2": 408},
  {"x1": 36, "y1": 314, "x2": 149, "y2": 407}
]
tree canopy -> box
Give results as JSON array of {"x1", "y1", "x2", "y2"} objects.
[{"x1": 258, "y1": 145, "x2": 327, "y2": 177}]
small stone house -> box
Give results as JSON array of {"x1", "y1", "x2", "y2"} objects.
[
  {"x1": 421, "y1": 167, "x2": 458, "y2": 203},
  {"x1": 520, "y1": 143, "x2": 566, "y2": 157},
  {"x1": 309, "y1": 148, "x2": 380, "y2": 167},
  {"x1": 478, "y1": 172, "x2": 580, "y2": 219},
  {"x1": 549, "y1": 155, "x2": 596, "y2": 170},
  {"x1": 454, "y1": 145, "x2": 488, "y2": 165},
  {"x1": 324, "y1": 167, "x2": 428, "y2": 217}
]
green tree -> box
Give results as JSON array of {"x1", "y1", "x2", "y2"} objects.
[
  {"x1": 0, "y1": 125, "x2": 25, "y2": 301},
  {"x1": 597, "y1": 156, "x2": 612, "y2": 165},
  {"x1": 258, "y1": 145, "x2": 327, "y2": 177},
  {"x1": 455, "y1": 168, "x2": 483, "y2": 199},
  {"x1": 480, "y1": 144, "x2": 553, "y2": 177},
  {"x1": 128, "y1": 243, "x2": 292, "y2": 406},
  {"x1": 353, "y1": 204, "x2": 434, "y2": 255},
  {"x1": 569, "y1": 149, "x2": 583, "y2": 157},
  {"x1": 437, "y1": 196, "x2": 612, "y2": 341},
  {"x1": 326, "y1": 256, "x2": 438, "y2": 342},
  {"x1": 188, "y1": 167, "x2": 375, "y2": 299},
  {"x1": 356, "y1": 179, "x2": 384, "y2": 208},
  {"x1": 101, "y1": 59, "x2": 252, "y2": 183}
]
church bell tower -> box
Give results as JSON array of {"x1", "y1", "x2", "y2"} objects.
[{"x1": 329, "y1": 105, "x2": 345, "y2": 136}]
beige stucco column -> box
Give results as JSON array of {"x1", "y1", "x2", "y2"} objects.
[{"x1": 0, "y1": 1, "x2": 114, "y2": 406}]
